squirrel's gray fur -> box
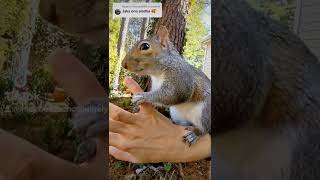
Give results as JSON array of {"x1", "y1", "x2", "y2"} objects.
[{"x1": 123, "y1": 26, "x2": 211, "y2": 135}]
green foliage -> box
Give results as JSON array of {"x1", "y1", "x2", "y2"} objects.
[
  {"x1": 183, "y1": 0, "x2": 208, "y2": 69},
  {"x1": 0, "y1": 0, "x2": 28, "y2": 36},
  {"x1": 28, "y1": 69, "x2": 54, "y2": 93},
  {"x1": 113, "y1": 161, "x2": 125, "y2": 169},
  {"x1": 28, "y1": 68, "x2": 54, "y2": 109},
  {"x1": 0, "y1": 0, "x2": 28, "y2": 71},
  {"x1": 43, "y1": 116, "x2": 73, "y2": 153},
  {"x1": 163, "y1": 163, "x2": 173, "y2": 172},
  {"x1": 109, "y1": 0, "x2": 121, "y2": 85},
  {"x1": 7, "y1": 101, "x2": 33, "y2": 122},
  {"x1": 0, "y1": 75, "x2": 13, "y2": 113},
  {"x1": 246, "y1": 0, "x2": 296, "y2": 29}
]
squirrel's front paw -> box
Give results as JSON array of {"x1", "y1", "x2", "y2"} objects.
[{"x1": 131, "y1": 93, "x2": 146, "y2": 105}]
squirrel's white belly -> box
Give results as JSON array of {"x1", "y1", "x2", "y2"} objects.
[
  {"x1": 150, "y1": 74, "x2": 165, "y2": 92},
  {"x1": 169, "y1": 102, "x2": 204, "y2": 129}
]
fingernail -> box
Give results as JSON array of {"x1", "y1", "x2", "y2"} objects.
[{"x1": 123, "y1": 77, "x2": 131, "y2": 84}]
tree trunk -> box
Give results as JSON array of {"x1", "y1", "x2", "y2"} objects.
[
  {"x1": 154, "y1": 0, "x2": 190, "y2": 53},
  {"x1": 140, "y1": 0, "x2": 150, "y2": 41},
  {"x1": 112, "y1": 0, "x2": 131, "y2": 90},
  {"x1": 10, "y1": 0, "x2": 39, "y2": 96},
  {"x1": 140, "y1": 18, "x2": 149, "y2": 41}
]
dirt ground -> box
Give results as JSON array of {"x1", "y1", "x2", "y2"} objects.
[
  {"x1": 109, "y1": 156, "x2": 211, "y2": 180},
  {"x1": 0, "y1": 112, "x2": 77, "y2": 161}
]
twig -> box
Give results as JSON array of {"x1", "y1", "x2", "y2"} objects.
[
  {"x1": 127, "y1": 162, "x2": 132, "y2": 171},
  {"x1": 169, "y1": 170, "x2": 175, "y2": 180},
  {"x1": 178, "y1": 163, "x2": 184, "y2": 177}
]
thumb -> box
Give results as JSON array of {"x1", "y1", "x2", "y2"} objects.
[
  {"x1": 123, "y1": 77, "x2": 143, "y2": 94},
  {"x1": 109, "y1": 146, "x2": 139, "y2": 163},
  {"x1": 123, "y1": 77, "x2": 153, "y2": 112}
]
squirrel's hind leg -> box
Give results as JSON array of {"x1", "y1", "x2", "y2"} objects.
[{"x1": 183, "y1": 126, "x2": 202, "y2": 146}]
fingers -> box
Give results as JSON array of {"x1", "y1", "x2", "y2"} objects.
[
  {"x1": 109, "y1": 118, "x2": 127, "y2": 134},
  {"x1": 109, "y1": 146, "x2": 139, "y2": 163},
  {"x1": 123, "y1": 77, "x2": 154, "y2": 113},
  {"x1": 47, "y1": 48, "x2": 106, "y2": 105},
  {"x1": 109, "y1": 132, "x2": 138, "y2": 151},
  {"x1": 109, "y1": 103, "x2": 135, "y2": 123},
  {"x1": 124, "y1": 77, "x2": 143, "y2": 94}
]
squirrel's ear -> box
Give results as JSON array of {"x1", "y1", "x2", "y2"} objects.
[{"x1": 157, "y1": 26, "x2": 169, "y2": 48}]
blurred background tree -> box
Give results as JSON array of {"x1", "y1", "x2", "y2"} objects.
[
  {"x1": 0, "y1": 0, "x2": 28, "y2": 73},
  {"x1": 184, "y1": 0, "x2": 209, "y2": 69}
]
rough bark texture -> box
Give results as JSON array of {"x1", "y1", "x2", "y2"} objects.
[
  {"x1": 140, "y1": 0, "x2": 150, "y2": 41},
  {"x1": 10, "y1": 0, "x2": 39, "y2": 90},
  {"x1": 213, "y1": 0, "x2": 320, "y2": 179},
  {"x1": 154, "y1": 0, "x2": 190, "y2": 53},
  {"x1": 112, "y1": 15, "x2": 130, "y2": 89}
]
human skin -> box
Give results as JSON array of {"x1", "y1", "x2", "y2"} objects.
[{"x1": 109, "y1": 77, "x2": 211, "y2": 163}]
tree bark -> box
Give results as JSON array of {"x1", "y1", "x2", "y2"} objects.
[
  {"x1": 112, "y1": 0, "x2": 132, "y2": 90},
  {"x1": 140, "y1": 0, "x2": 150, "y2": 41},
  {"x1": 11, "y1": 0, "x2": 39, "y2": 91},
  {"x1": 154, "y1": 0, "x2": 190, "y2": 53}
]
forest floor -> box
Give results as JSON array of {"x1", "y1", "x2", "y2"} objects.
[
  {"x1": 0, "y1": 112, "x2": 77, "y2": 161},
  {"x1": 109, "y1": 97, "x2": 211, "y2": 180}
]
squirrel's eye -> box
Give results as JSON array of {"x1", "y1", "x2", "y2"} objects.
[{"x1": 140, "y1": 43, "x2": 150, "y2": 50}]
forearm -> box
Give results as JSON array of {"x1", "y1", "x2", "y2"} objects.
[
  {"x1": 0, "y1": 129, "x2": 104, "y2": 180},
  {"x1": 181, "y1": 134, "x2": 211, "y2": 162},
  {"x1": 167, "y1": 125, "x2": 211, "y2": 163},
  {"x1": 174, "y1": 127, "x2": 211, "y2": 162},
  {"x1": 48, "y1": 49, "x2": 106, "y2": 105}
]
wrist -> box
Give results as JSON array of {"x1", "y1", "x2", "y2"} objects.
[{"x1": 175, "y1": 126, "x2": 211, "y2": 162}]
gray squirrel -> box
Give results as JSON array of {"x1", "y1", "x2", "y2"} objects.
[{"x1": 122, "y1": 26, "x2": 211, "y2": 145}]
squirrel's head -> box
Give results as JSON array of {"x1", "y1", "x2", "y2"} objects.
[{"x1": 122, "y1": 26, "x2": 175, "y2": 76}]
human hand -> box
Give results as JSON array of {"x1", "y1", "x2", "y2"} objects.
[
  {"x1": 48, "y1": 49, "x2": 107, "y2": 165},
  {"x1": 109, "y1": 77, "x2": 211, "y2": 163}
]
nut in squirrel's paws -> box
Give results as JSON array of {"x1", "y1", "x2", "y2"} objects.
[
  {"x1": 131, "y1": 93, "x2": 145, "y2": 105},
  {"x1": 183, "y1": 127, "x2": 201, "y2": 146}
]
